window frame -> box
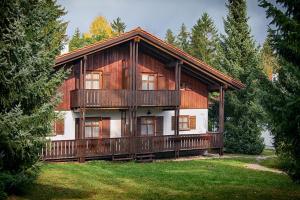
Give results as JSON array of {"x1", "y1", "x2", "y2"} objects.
[
  {"x1": 84, "y1": 118, "x2": 100, "y2": 138},
  {"x1": 85, "y1": 71, "x2": 102, "y2": 89},
  {"x1": 140, "y1": 116, "x2": 155, "y2": 136},
  {"x1": 141, "y1": 73, "x2": 156, "y2": 90},
  {"x1": 178, "y1": 115, "x2": 190, "y2": 131}
]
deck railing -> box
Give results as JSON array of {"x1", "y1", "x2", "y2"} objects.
[
  {"x1": 42, "y1": 133, "x2": 222, "y2": 161},
  {"x1": 70, "y1": 89, "x2": 180, "y2": 108}
]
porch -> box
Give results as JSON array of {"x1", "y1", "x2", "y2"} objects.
[{"x1": 42, "y1": 133, "x2": 222, "y2": 161}]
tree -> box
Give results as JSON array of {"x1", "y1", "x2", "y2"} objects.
[
  {"x1": 88, "y1": 16, "x2": 113, "y2": 38},
  {"x1": 0, "y1": 0, "x2": 67, "y2": 197},
  {"x1": 69, "y1": 28, "x2": 85, "y2": 51},
  {"x1": 165, "y1": 29, "x2": 177, "y2": 46},
  {"x1": 190, "y1": 12, "x2": 220, "y2": 66},
  {"x1": 220, "y1": 0, "x2": 265, "y2": 154},
  {"x1": 259, "y1": 0, "x2": 300, "y2": 181},
  {"x1": 177, "y1": 23, "x2": 190, "y2": 52},
  {"x1": 260, "y1": 34, "x2": 279, "y2": 80},
  {"x1": 111, "y1": 17, "x2": 126, "y2": 35}
]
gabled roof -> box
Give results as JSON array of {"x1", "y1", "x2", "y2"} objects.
[{"x1": 56, "y1": 27, "x2": 244, "y2": 90}]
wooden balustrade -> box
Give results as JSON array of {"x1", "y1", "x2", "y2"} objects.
[
  {"x1": 70, "y1": 89, "x2": 180, "y2": 108},
  {"x1": 42, "y1": 133, "x2": 222, "y2": 161}
]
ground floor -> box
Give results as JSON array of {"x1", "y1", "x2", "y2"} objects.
[{"x1": 44, "y1": 108, "x2": 222, "y2": 161}]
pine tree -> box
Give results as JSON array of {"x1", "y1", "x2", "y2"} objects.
[
  {"x1": 190, "y1": 13, "x2": 220, "y2": 66},
  {"x1": 165, "y1": 29, "x2": 177, "y2": 46},
  {"x1": 259, "y1": 0, "x2": 300, "y2": 181},
  {"x1": 69, "y1": 28, "x2": 85, "y2": 51},
  {"x1": 111, "y1": 17, "x2": 126, "y2": 35},
  {"x1": 0, "y1": 0, "x2": 67, "y2": 197},
  {"x1": 177, "y1": 23, "x2": 190, "y2": 52},
  {"x1": 220, "y1": 0, "x2": 265, "y2": 154}
]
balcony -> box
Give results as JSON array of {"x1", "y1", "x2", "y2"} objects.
[{"x1": 70, "y1": 89, "x2": 180, "y2": 108}]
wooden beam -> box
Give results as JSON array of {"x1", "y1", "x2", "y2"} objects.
[{"x1": 218, "y1": 85, "x2": 225, "y2": 156}]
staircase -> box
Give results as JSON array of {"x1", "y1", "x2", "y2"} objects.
[
  {"x1": 135, "y1": 153, "x2": 155, "y2": 163},
  {"x1": 112, "y1": 154, "x2": 133, "y2": 162}
]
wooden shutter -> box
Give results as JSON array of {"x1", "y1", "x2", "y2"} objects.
[
  {"x1": 171, "y1": 116, "x2": 175, "y2": 130},
  {"x1": 55, "y1": 119, "x2": 64, "y2": 135},
  {"x1": 102, "y1": 72, "x2": 111, "y2": 89},
  {"x1": 75, "y1": 118, "x2": 80, "y2": 139},
  {"x1": 155, "y1": 116, "x2": 164, "y2": 136},
  {"x1": 102, "y1": 118, "x2": 110, "y2": 138},
  {"x1": 189, "y1": 116, "x2": 196, "y2": 129}
]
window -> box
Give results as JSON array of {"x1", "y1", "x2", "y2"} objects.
[
  {"x1": 140, "y1": 117, "x2": 155, "y2": 136},
  {"x1": 172, "y1": 115, "x2": 196, "y2": 131},
  {"x1": 179, "y1": 116, "x2": 189, "y2": 130},
  {"x1": 85, "y1": 119, "x2": 100, "y2": 138},
  {"x1": 85, "y1": 72, "x2": 101, "y2": 89},
  {"x1": 142, "y1": 74, "x2": 155, "y2": 90},
  {"x1": 180, "y1": 82, "x2": 191, "y2": 91}
]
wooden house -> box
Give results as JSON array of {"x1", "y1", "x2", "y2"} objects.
[{"x1": 43, "y1": 28, "x2": 244, "y2": 162}]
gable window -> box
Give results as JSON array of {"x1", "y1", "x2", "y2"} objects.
[
  {"x1": 172, "y1": 115, "x2": 196, "y2": 131},
  {"x1": 142, "y1": 74, "x2": 155, "y2": 90},
  {"x1": 140, "y1": 117, "x2": 155, "y2": 136},
  {"x1": 85, "y1": 72, "x2": 101, "y2": 89},
  {"x1": 180, "y1": 82, "x2": 191, "y2": 91},
  {"x1": 85, "y1": 119, "x2": 100, "y2": 138}
]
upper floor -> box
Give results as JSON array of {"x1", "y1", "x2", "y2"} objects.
[{"x1": 55, "y1": 28, "x2": 243, "y2": 110}]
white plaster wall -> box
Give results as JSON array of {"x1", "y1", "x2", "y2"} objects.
[
  {"x1": 49, "y1": 108, "x2": 208, "y2": 141},
  {"x1": 48, "y1": 111, "x2": 76, "y2": 141},
  {"x1": 136, "y1": 108, "x2": 208, "y2": 135}
]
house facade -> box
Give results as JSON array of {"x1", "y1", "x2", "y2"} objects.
[{"x1": 44, "y1": 28, "x2": 243, "y2": 162}]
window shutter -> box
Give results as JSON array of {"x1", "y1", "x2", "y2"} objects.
[
  {"x1": 102, "y1": 72, "x2": 111, "y2": 89},
  {"x1": 102, "y1": 118, "x2": 110, "y2": 138},
  {"x1": 155, "y1": 116, "x2": 164, "y2": 136},
  {"x1": 55, "y1": 119, "x2": 64, "y2": 135},
  {"x1": 189, "y1": 116, "x2": 196, "y2": 129},
  {"x1": 171, "y1": 116, "x2": 175, "y2": 130}
]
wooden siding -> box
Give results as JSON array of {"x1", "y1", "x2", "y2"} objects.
[
  {"x1": 180, "y1": 73, "x2": 208, "y2": 109},
  {"x1": 57, "y1": 45, "x2": 208, "y2": 110}
]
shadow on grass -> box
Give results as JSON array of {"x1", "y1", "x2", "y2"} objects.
[{"x1": 20, "y1": 183, "x2": 91, "y2": 200}]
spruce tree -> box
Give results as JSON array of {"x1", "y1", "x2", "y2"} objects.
[
  {"x1": 190, "y1": 13, "x2": 220, "y2": 66},
  {"x1": 111, "y1": 17, "x2": 126, "y2": 35},
  {"x1": 165, "y1": 29, "x2": 177, "y2": 46},
  {"x1": 177, "y1": 23, "x2": 190, "y2": 52},
  {"x1": 259, "y1": 0, "x2": 300, "y2": 181},
  {"x1": 220, "y1": 0, "x2": 265, "y2": 154},
  {"x1": 69, "y1": 28, "x2": 85, "y2": 51},
  {"x1": 0, "y1": 0, "x2": 66, "y2": 197}
]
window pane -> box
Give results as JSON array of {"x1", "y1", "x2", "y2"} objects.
[
  {"x1": 85, "y1": 121, "x2": 92, "y2": 126},
  {"x1": 86, "y1": 74, "x2": 92, "y2": 79},
  {"x1": 85, "y1": 127, "x2": 92, "y2": 138},
  {"x1": 142, "y1": 74, "x2": 148, "y2": 81},
  {"x1": 182, "y1": 123, "x2": 188, "y2": 129},
  {"x1": 141, "y1": 125, "x2": 148, "y2": 135},
  {"x1": 147, "y1": 124, "x2": 154, "y2": 135},
  {"x1": 149, "y1": 75, "x2": 155, "y2": 81},
  {"x1": 93, "y1": 127, "x2": 99, "y2": 138},
  {"x1": 148, "y1": 82, "x2": 154, "y2": 90},
  {"x1": 142, "y1": 82, "x2": 148, "y2": 90},
  {"x1": 93, "y1": 74, "x2": 100, "y2": 79},
  {"x1": 86, "y1": 81, "x2": 92, "y2": 89},
  {"x1": 92, "y1": 80, "x2": 99, "y2": 89}
]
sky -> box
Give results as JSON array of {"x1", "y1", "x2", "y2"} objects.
[{"x1": 57, "y1": 0, "x2": 271, "y2": 46}]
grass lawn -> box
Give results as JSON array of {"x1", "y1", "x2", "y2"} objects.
[{"x1": 9, "y1": 153, "x2": 300, "y2": 200}]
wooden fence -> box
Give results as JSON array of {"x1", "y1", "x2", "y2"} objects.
[{"x1": 42, "y1": 133, "x2": 222, "y2": 161}]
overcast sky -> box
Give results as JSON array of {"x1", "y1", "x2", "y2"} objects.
[{"x1": 57, "y1": 0, "x2": 271, "y2": 46}]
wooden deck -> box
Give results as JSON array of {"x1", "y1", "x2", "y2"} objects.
[{"x1": 42, "y1": 133, "x2": 222, "y2": 161}]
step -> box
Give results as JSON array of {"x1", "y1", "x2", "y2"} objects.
[{"x1": 135, "y1": 154, "x2": 155, "y2": 159}]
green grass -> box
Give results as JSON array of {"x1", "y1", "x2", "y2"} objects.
[{"x1": 9, "y1": 157, "x2": 300, "y2": 200}]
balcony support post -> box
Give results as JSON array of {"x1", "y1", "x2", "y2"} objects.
[
  {"x1": 174, "y1": 61, "x2": 182, "y2": 158},
  {"x1": 218, "y1": 85, "x2": 225, "y2": 156}
]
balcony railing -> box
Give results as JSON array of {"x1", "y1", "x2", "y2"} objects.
[
  {"x1": 42, "y1": 133, "x2": 222, "y2": 161},
  {"x1": 70, "y1": 89, "x2": 180, "y2": 108}
]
